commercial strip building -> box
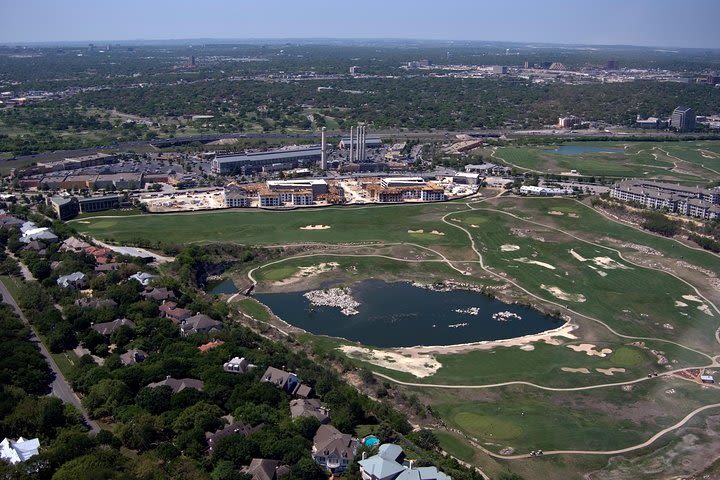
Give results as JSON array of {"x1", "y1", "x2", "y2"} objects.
[
  {"x1": 211, "y1": 147, "x2": 323, "y2": 175},
  {"x1": 610, "y1": 180, "x2": 720, "y2": 220}
]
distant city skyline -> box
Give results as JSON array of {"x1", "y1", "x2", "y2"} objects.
[{"x1": 2, "y1": 0, "x2": 720, "y2": 49}]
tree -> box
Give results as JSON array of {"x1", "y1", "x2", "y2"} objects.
[
  {"x1": 136, "y1": 385, "x2": 173, "y2": 415},
  {"x1": 117, "y1": 413, "x2": 161, "y2": 451},
  {"x1": 410, "y1": 429, "x2": 439, "y2": 451},
  {"x1": 291, "y1": 457, "x2": 327, "y2": 480},
  {"x1": 83, "y1": 379, "x2": 132, "y2": 417}
]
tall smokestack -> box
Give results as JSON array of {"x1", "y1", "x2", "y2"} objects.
[
  {"x1": 360, "y1": 126, "x2": 366, "y2": 162},
  {"x1": 349, "y1": 126, "x2": 354, "y2": 163},
  {"x1": 320, "y1": 127, "x2": 327, "y2": 170}
]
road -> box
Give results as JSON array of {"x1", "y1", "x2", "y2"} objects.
[{"x1": 0, "y1": 279, "x2": 99, "y2": 432}]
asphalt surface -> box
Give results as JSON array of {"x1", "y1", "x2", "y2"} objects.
[{"x1": 0, "y1": 279, "x2": 100, "y2": 432}]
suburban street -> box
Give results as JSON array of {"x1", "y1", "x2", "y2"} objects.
[{"x1": 0, "y1": 279, "x2": 100, "y2": 432}]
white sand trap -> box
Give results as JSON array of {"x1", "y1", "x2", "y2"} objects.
[
  {"x1": 541, "y1": 284, "x2": 586, "y2": 303},
  {"x1": 561, "y1": 367, "x2": 591, "y2": 374},
  {"x1": 501, "y1": 244, "x2": 520, "y2": 252},
  {"x1": 675, "y1": 301, "x2": 688, "y2": 307},
  {"x1": 592, "y1": 257, "x2": 630, "y2": 270},
  {"x1": 698, "y1": 304, "x2": 715, "y2": 317},
  {"x1": 470, "y1": 224, "x2": 480, "y2": 228},
  {"x1": 682, "y1": 295, "x2": 704, "y2": 303},
  {"x1": 567, "y1": 344, "x2": 613, "y2": 357},
  {"x1": 568, "y1": 213, "x2": 579, "y2": 218},
  {"x1": 519, "y1": 345, "x2": 535, "y2": 351},
  {"x1": 569, "y1": 249, "x2": 588, "y2": 262},
  {"x1": 548, "y1": 211, "x2": 564, "y2": 216},
  {"x1": 77, "y1": 220, "x2": 91, "y2": 224},
  {"x1": 596, "y1": 368, "x2": 626, "y2": 376},
  {"x1": 338, "y1": 345, "x2": 440, "y2": 378},
  {"x1": 596, "y1": 271, "x2": 608, "y2": 277},
  {"x1": 408, "y1": 229, "x2": 424, "y2": 234},
  {"x1": 430, "y1": 230, "x2": 445, "y2": 236},
  {"x1": 300, "y1": 224, "x2": 331, "y2": 230},
  {"x1": 514, "y1": 257, "x2": 556, "y2": 270}
]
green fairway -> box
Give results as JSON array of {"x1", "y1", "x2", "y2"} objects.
[
  {"x1": 491, "y1": 141, "x2": 720, "y2": 182},
  {"x1": 434, "y1": 431, "x2": 478, "y2": 463},
  {"x1": 236, "y1": 298, "x2": 272, "y2": 322}
]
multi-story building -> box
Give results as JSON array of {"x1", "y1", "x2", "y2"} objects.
[
  {"x1": 421, "y1": 187, "x2": 446, "y2": 202},
  {"x1": 291, "y1": 190, "x2": 314, "y2": 206},
  {"x1": 610, "y1": 180, "x2": 720, "y2": 220},
  {"x1": 49, "y1": 196, "x2": 80, "y2": 220},
  {"x1": 671, "y1": 106, "x2": 696, "y2": 132},
  {"x1": 258, "y1": 190, "x2": 282, "y2": 207},
  {"x1": 77, "y1": 195, "x2": 123, "y2": 213},
  {"x1": 224, "y1": 186, "x2": 253, "y2": 208}
]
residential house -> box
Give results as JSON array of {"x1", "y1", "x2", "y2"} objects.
[
  {"x1": 147, "y1": 376, "x2": 204, "y2": 393},
  {"x1": 61, "y1": 236, "x2": 91, "y2": 253},
  {"x1": 159, "y1": 301, "x2": 192, "y2": 324},
  {"x1": 91, "y1": 318, "x2": 136, "y2": 337},
  {"x1": 0, "y1": 215, "x2": 25, "y2": 230},
  {"x1": 22, "y1": 240, "x2": 47, "y2": 255},
  {"x1": 57, "y1": 272, "x2": 88, "y2": 289},
  {"x1": 120, "y1": 349, "x2": 148, "y2": 366},
  {"x1": 141, "y1": 287, "x2": 175, "y2": 302},
  {"x1": 359, "y1": 444, "x2": 451, "y2": 480},
  {"x1": 180, "y1": 313, "x2": 223, "y2": 336},
  {"x1": 290, "y1": 398, "x2": 330, "y2": 424},
  {"x1": 129, "y1": 271, "x2": 158, "y2": 286},
  {"x1": 75, "y1": 297, "x2": 117, "y2": 309},
  {"x1": 0, "y1": 437, "x2": 41, "y2": 465},
  {"x1": 311, "y1": 424, "x2": 359, "y2": 473},
  {"x1": 242, "y1": 459, "x2": 291, "y2": 480},
  {"x1": 260, "y1": 366, "x2": 301, "y2": 395},
  {"x1": 206, "y1": 422, "x2": 261, "y2": 453},
  {"x1": 199, "y1": 340, "x2": 225, "y2": 353},
  {"x1": 223, "y1": 356, "x2": 256, "y2": 374}
]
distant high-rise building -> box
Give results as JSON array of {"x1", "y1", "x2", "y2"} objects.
[
  {"x1": 606, "y1": 60, "x2": 619, "y2": 70},
  {"x1": 523, "y1": 61, "x2": 531, "y2": 69},
  {"x1": 492, "y1": 66, "x2": 508, "y2": 74},
  {"x1": 349, "y1": 65, "x2": 360, "y2": 75},
  {"x1": 671, "y1": 106, "x2": 696, "y2": 132},
  {"x1": 190, "y1": 55, "x2": 196, "y2": 66}
]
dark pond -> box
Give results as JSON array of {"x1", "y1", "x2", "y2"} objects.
[
  {"x1": 208, "y1": 278, "x2": 239, "y2": 295},
  {"x1": 256, "y1": 279, "x2": 562, "y2": 348}
]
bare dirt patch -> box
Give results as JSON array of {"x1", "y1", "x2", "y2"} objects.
[{"x1": 339, "y1": 345, "x2": 440, "y2": 378}]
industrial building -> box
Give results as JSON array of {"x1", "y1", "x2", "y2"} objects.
[
  {"x1": 610, "y1": 180, "x2": 720, "y2": 220},
  {"x1": 380, "y1": 177, "x2": 425, "y2": 188},
  {"x1": 671, "y1": 106, "x2": 696, "y2": 132},
  {"x1": 211, "y1": 147, "x2": 323, "y2": 175}
]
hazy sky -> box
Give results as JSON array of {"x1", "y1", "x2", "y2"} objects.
[{"x1": 3, "y1": 0, "x2": 720, "y2": 48}]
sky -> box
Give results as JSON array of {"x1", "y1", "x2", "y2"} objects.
[{"x1": 2, "y1": 0, "x2": 720, "y2": 48}]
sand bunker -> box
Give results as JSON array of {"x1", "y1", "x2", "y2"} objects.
[
  {"x1": 408, "y1": 229, "x2": 424, "y2": 234},
  {"x1": 501, "y1": 244, "x2": 521, "y2": 252},
  {"x1": 561, "y1": 367, "x2": 590, "y2": 374},
  {"x1": 548, "y1": 211, "x2": 564, "y2": 216},
  {"x1": 519, "y1": 345, "x2": 535, "y2": 351},
  {"x1": 430, "y1": 230, "x2": 445, "y2": 236},
  {"x1": 683, "y1": 295, "x2": 704, "y2": 303},
  {"x1": 470, "y1": 224, "x2": 480, "y2": 228},
  {"x1": 541, "y1": 284, "x2": 586, "y2": 303},
  {"x1": 675, "y1": 301, "x2": 688, "y2": 307},
  {"x1": 273, "y1": 262, "x2": 339, "y2": 286},
  {"x1": 569, "y1": 249, "x2": 587, "y2": 262},
  {"x1": 300, "y1": 224, "x2": 331, "y2": 230},
  {"x1": 339, "y1": 345, "x2": 440, "y2": 378},
  {"x1": 567, "y1": 344, "x2": 613, "y2": 357},
  {"x1": 592, "y1": 257, "x2": 630, "y2": 270},
  {"x1": 698, "y1": 304, "x2": 715, "y2": 317},
  {"x1": 514, "y1": 257, "x2": 556, "y2": 270},
  {"x1": 568, "y1": 213, "x2": 579, "y2": 218},
  {"x1": 77, "y1": 220, "x2": 91, "y2": 224},
  {"x1": 596, "y1": 368, "x2": 626, "y2": 376}
]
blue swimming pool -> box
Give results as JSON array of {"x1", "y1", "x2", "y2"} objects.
[{"x1": 364, "y1": 435, "x2": 380, "y2": 447}]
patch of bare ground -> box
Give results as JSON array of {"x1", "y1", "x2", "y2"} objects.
[{"x1": 587, "y1": 416, "x2": 720, "y2": 480}]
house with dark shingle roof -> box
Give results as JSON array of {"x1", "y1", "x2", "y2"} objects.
[
  {"x1": 312, "y1": 424, "x2": 359, "y2": 473},
  {"x1": 261, "y1": 366, "x2": 312, "y2": 397},
  {"x1": 290, "y1": 398, "x2": 330, "y2": 424},
  {"x1": 141, "y1": 287, "x2": 175, "y2": 302},
  {"x1": 206, "y1": 422, "x2": 261, "y2": 453},
  {"x1": 146, "y1": 376, "x2": 204, "y2": 393},
  {"x1": 180, "y1": 313, "x2": 223, "y2": 337},
  {"x1": 120, "y1": 349, "x2": 148, "y2": 366},
  {"x1": 242, "y1": 459, "x2": 290, "y2": 480},
  {"x1": 91, "y1": 318, "x2": 136, "y2": 337},
  {"x1": 159, "y1": 301, "x2": 192, "y2": 324}
]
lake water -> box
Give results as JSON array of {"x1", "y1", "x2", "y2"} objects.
[
  {"x1": 544, "y1": 145, "x2": 624, "y2": 155},
  {"x1": 209, "y1": 278, "x2": 239, "y2": 295},
  {"x1": 256, "y1": 279, "x2": 562, "y2": 348}
]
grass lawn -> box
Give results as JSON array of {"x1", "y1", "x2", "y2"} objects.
[
  {"x1": 434, "y1": 430, "x2": 477, "y2": 463},
  {"x1": 51, "y1": 350, "x2": 80, "y2": 378},
  {"x1": 236, "y1": 298, "x2": 272, "y2": 322},
  {"x1": 0, "y1": 275, "x2": 25, "y2": 299}
]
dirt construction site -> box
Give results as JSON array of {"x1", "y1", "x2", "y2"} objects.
[{"x1": 139, "y1": 189, "x2": 227, "y2": 212}]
